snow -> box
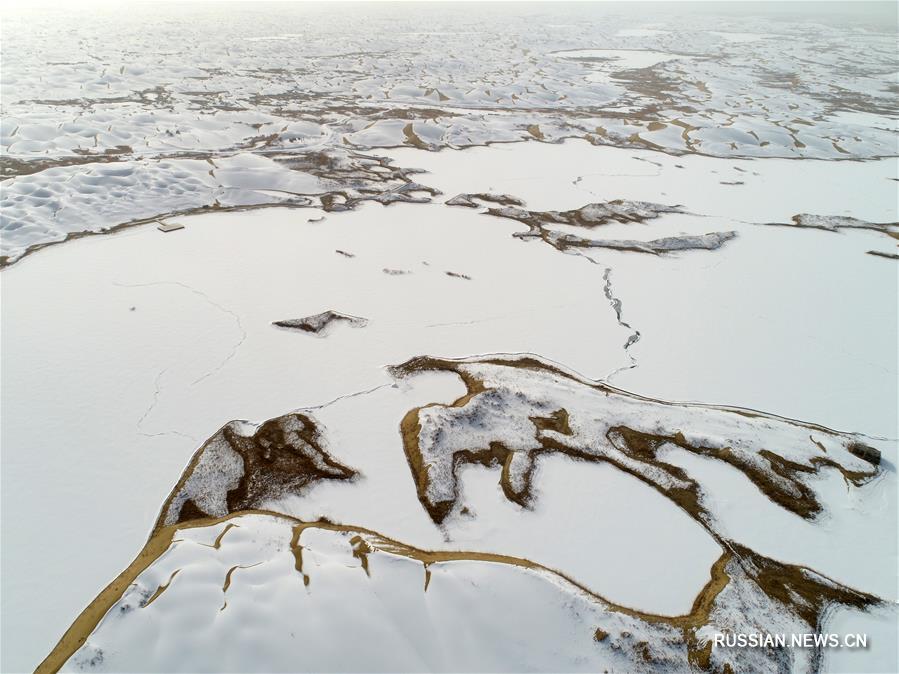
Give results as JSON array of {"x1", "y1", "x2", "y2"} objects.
[
  {"x1": 386, "y1": 139, "x2": 898, "y2": 223},
  {"x1": 272, "y1": 310, "x2": 368, "y2": 336},
  {"x1": 0, "y1": 149, "x2": 419, "y2": 265},
  {"x1": 271, "y1": 380, "x2": 722, "y2": 617},
  {"x1": 823, "y1": 603, "x2": 899, "y2": 674},
  {"x1": 0, "y1": 202, "x2": 629, "y2": 669},
  {"x1": 1, "y1": 1, "x2": 896, "y2": 258},
  {"x1": 385, "y1": 140, "x2": 898, "y2": 437},
  {"x1": 4, "y1": 142, "x2": 896, "y2": 673},
  {"x1": 58, "y1": 512, "x2": 897, "y2": 673},
  {"x1": 553, "y1": 48, "x2": 689, "y2": 71},
  {"x1": 2, "y1": 2, "x2": 897, "y2": 671},
  {"x1": 660, "y1": 447, "x2": 897, "y2": 602},
  {"x1": 58, "y1": 513, "x2": 678, "y2": 673},
  {"x1": 391, "y1": 354, "x2": 887, "y2": 537}
]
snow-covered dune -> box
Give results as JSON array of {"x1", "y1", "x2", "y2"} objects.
[{"x1": 2, "y1": 2, "x2": 897, "y2": 673}]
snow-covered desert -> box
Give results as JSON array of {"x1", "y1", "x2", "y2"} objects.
[{"x1": 1, "y1": 1, "x2": 897, "y2": 673}]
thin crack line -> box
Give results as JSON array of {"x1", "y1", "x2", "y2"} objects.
[
  {"x1": 137, "y1": 368, "x2": 167, "y2": 428},
  {"x1": 298, "y1": 382, "x2": 395, "y2": 413},
  {"x1": 139, "y1": 430, "x2": 199, "y2": 441},
  {"x1": 425, "y1": 309, "x2": 528, "y2": 329},
  {"x1": 113, "y1": 280, "x2": 247, "y2": 385},
  {"x1": 602, "y1": 267, "x2": 641, "y2": 382},
  {"x1": 133, "y1": 368, "x2": 199, "y2": 441},
  {"x1": 562, "y1": 250, "x2": 641, "y2": 381}
]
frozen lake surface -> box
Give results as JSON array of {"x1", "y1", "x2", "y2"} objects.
[{"x1": 1, "y1": 2, "x2": 897, "y2": 673}]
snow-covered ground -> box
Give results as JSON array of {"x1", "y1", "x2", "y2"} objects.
[
  {"x1": 5, "y1": 177, "x2": 896, "y2": 673},
  {"x1": 1, "y1": 201, "x2": 634, "y2": 669},
  {"x1": 2, "y1": 2, "x2": 897, "y2": 674},
  {"x1": 385, "y1": 140, "x2": 898, "y2": 438}
]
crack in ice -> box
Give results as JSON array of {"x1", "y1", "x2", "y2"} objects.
[
  {"x1": 299, "y1": 382, "x2": 396, "y2": 413},
  {"x1": 136, "y1": 368, "x2": 167, "y2": 429},
  {"x1": 133, "y1": 368, "x2": 198, "y2": 441},
  {"x1": 601, "y1": 267, "x2": 641, "y2": 382},
  {"x1": 138, "y1": 429, "x2": 200, "y2": 442},
  {"x1": 113, "y1": 280, "x2": 247, "y2": 386}
]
